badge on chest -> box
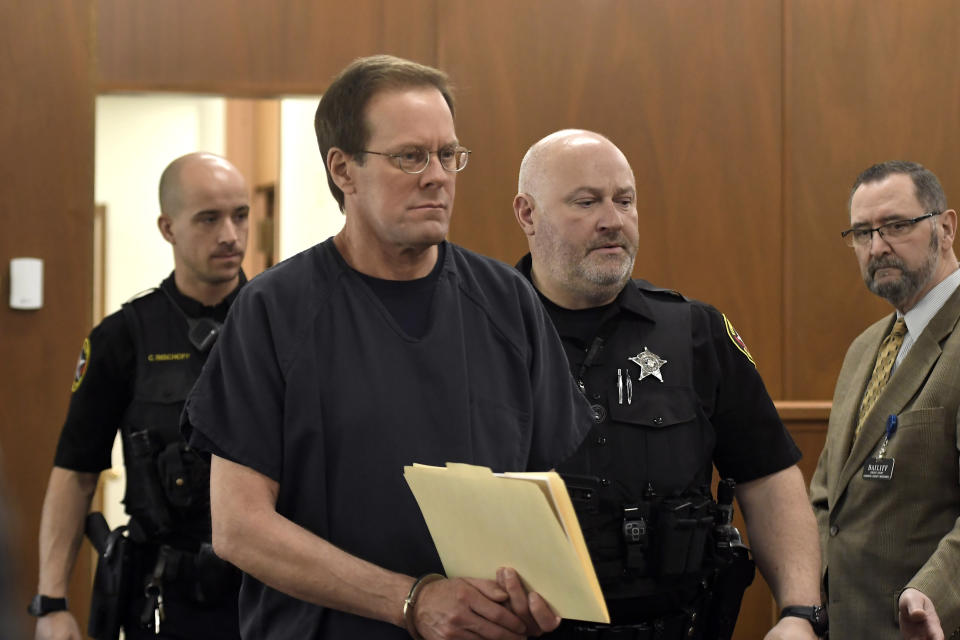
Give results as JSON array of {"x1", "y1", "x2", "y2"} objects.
[
  {"x1": 616, "y1": 347, "x2": 667, "y2": 405},
  {"x1": 862, "y1": 458, "x2": 895, "y2": 481},
  {"x1": 862, "y1": 414, "x2": 898, "y2": 481}
]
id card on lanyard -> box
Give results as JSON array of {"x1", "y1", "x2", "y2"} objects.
[{"x1": 863, "y1": 414, "x2": 898, "y2": 481}]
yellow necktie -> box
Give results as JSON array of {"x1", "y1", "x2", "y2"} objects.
[{"x1": 856, "y1": 317, "x2": 907, "y2": 437}]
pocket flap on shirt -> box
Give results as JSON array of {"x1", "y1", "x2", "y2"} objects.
[{"x1": 606, "y1": 384, "x2": 697, "y2": 428}]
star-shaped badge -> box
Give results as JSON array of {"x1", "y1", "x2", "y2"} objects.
[{"x1": 629, "y1": 347, "x2": 667, "y2": 383}]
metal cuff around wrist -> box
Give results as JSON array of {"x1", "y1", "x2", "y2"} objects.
[{"x1": 403, "y1": 573, "x2": 445, "y2": 640}]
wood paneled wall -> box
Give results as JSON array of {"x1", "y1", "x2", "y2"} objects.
[
  {"x1": 95, "y1": 0, "x2": 438, "y2": 94},
  {"x1": 439, "y1": 0, "x2": 786, "y2": 392},
  {"x1": 4, "y1": 0, "x2": 959, "y2": 636},
  {"x1": 783, "y1": 0, "x2": 960, "y2": 399},
  {"x1": 0, "y1": 0, "x2": 96, "y2": 632}
]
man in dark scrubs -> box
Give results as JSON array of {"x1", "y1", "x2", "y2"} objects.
[
  {"x1": 182, "y1": 56, "x2": 593, "y2": 640},
  {"x1": 513, "y1": 130, "x2": 824, "y2": 639}
]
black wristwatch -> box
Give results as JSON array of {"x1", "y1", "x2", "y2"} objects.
[
  {"x1": 27, "y1": 595, "x2": 68, "y2": 617},
  {"x1": 780, "y1": 605, "x2": 828, "y2": 637}
]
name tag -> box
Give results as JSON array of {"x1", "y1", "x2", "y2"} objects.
[{"x1": 862, "y1": 457, "x2": 895, "y2": 481}]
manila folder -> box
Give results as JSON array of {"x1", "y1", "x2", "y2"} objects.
[{"x1": 403, "y1": 462, "x2": 609, "y2": 624}]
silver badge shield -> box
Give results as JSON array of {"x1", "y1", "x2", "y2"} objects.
[{"x1": 628, "y1": 347, "x2": 667, "y2": 383}]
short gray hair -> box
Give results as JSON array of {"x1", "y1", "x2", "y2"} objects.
[{"x1": 850, "y1": 160, "x2": 947, "y2": 213}]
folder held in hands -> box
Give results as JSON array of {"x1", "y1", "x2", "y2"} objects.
[{"x1": 403, "y1": 462, "x2": 609, "y2": 624}]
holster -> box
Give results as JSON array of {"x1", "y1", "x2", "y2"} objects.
[
  {"x1": 85, "y1": 512, "x2": 133, "y2": 640},
  {"x1": 701, "y1": 541, "x2": 755, "y2": 640},
  {"x1": 194, "y1": 542, "x2": 241, "y2": 604}
]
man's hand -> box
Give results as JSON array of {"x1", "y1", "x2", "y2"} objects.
[
  {"x1": 899, "y1": 588, "x2": 944, "y2": 640},
  {"x1": 413, "y1": 576, "x2": 528, "y2": 640},
  {"x1": 495, "y1": 567, "x2": 561, "y2": 636},
  {"x1": 763, "y1": 615, "x2": 819, "y2": 640},
  {"x1": 34, "y1": 610, "x2": 82, "y2": 640}
]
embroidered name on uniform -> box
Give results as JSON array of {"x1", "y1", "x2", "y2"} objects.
[
  {"x1": 722, "y1": 314, "x2": 756, "y2": 367},
  {"x1": 147, "y1": 352, "x2": 191, "y2": 362},
  {"x1": 71, "y1": 338, "x2": 91, "y2": 392}
]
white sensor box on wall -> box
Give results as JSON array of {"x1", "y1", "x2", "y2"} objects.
[{"x1": 10, "y1": 257, "x2": 44, "y2": 310}]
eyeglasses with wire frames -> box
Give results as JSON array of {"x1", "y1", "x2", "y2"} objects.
[
  {"x1": 840, "y1": 211, "x2": 941, "y2": 248},
  {"x1": 360, "y1": 145, "x2": 471, "y2": 174}
]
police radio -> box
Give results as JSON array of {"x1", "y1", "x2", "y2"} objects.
[
  {"x1": 160, "y1": 288, "x2": 223, "y2": 353},
  {"x1": 186, "y1": 317, "x2": 221, "y2": 353}
]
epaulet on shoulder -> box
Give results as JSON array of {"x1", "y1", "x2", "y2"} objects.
[
  {"x1": 632, "y1": 279, "x2": 687, "y2": 301},
  {"x1": 122, "y1": 287, "x2": 158, "y2": 306}
]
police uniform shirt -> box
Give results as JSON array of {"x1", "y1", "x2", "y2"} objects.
[
  {"x1": 182, "y1": 238, "x2": 593, "y2": 640},
  {"x1": 54, "y1": 273, "x2": 244, "y2": 473},
  {"x1": 517, "y1": 254, "x2": 799, "y2": 498},
  {"x1": 52, "y1": 273, "x2": 246, "y2": 640}
]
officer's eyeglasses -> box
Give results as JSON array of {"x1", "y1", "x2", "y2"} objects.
[
  {"x1": 360, "y1": 145, "x2": 471, "y2": 174},
  {"x1": 840, "y1": 211, "x2": 941, "y2": 248}
]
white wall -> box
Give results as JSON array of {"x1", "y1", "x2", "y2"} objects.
[
  {"x1": 95, "y1": 95, "x2": 226, "y2": 313},
  {"x1": 278, "y1": 97, "x2": 344, "y2": 260}
]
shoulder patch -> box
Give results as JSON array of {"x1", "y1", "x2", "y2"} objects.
[
  {"x1": 71, "y1": 338, "x2": 91, "y2": 392},
  {"x1": 722, "y1": 314, "x2": 756, "y2": 367}
]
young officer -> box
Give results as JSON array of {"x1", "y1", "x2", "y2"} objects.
[{"x1": 33, "y1": 152, "x2": 250, "y2": 640}]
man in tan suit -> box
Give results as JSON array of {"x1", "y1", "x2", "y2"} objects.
[{"x1": 811, "y1": 161, "x2": 960, "y2": 640}]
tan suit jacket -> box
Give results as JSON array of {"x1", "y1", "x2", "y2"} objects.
[{"x1": 811, "y1": 286, "x2": 960, "y2": 639}]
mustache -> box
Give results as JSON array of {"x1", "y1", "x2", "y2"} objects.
[
  {"x1": 212, "y1": 242, "x2": 240, "y2": 257},
  {"x1": 587, "y1": 232, "x2": 633, "y2": 251},
  {"x1": 867, "y1": 255, "x2": 905, "y2": 279}
]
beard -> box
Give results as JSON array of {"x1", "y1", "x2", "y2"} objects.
[
  {"x1": 572, "y1": 232, "x2": 638, "y2": 294},
  {"x1": 578, "y1": 248, "x2": 635, "y2": 288},
  {"x1": 533, "y1": 228, "x2": 638, "y2": 308},
  {"x1": 864, "y1": 230, "x2": 939, "y2": 309}
]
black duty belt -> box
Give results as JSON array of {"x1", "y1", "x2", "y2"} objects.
[{"x1": 553, "y1": 610, "x2": 695, "y2": 640}]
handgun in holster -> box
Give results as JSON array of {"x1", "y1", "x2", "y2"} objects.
[
  {"x1": 85, "y1": 512, "x2": 132, "y2": 640},
  {"x1": 702, "y1": 478, "x2": 755, "y2": 640}
]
